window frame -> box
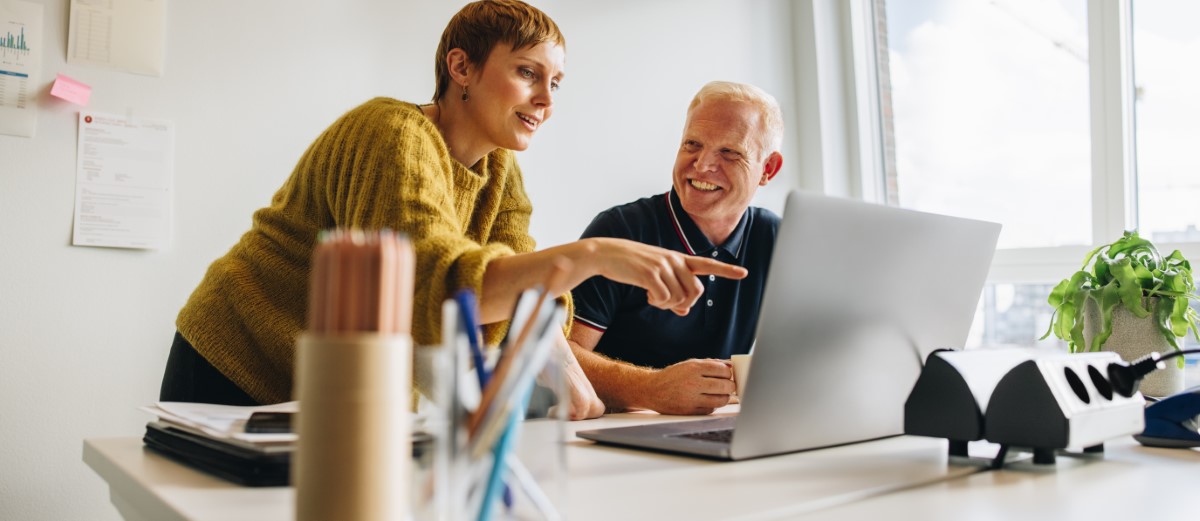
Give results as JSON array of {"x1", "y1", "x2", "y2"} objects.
[{"x1": 792, "y1": 0, "x2": 1200, "y2": 287}]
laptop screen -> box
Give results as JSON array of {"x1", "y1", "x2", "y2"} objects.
[{"x1": 730, "y1": 191, "x2": 1000, "y2": 458}]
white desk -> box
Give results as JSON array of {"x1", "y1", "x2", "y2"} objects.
[
  {"x1": 84, "y1": 406, "x2": 988, "y2": 520},
  {"x1": 804, "y1": 437, "x2": 1200, "y2": 520},
  {"x1": 83, "y1": 406, "x2": 1199, "y2": 520}
]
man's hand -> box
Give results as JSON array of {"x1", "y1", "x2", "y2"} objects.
[{"x1": 644, "y1": 359, "x2": 735, "y2": 415}]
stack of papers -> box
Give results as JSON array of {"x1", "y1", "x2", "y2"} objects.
[
  {"x1": 141, "y1": 401, "x2": 298, "y2": 452},
  {"x1": 139, "y1": 402, "x2": 297, "y2": 486},
  {"x1": 139, "y1": 401, "x2": 433, "y2": 487}
]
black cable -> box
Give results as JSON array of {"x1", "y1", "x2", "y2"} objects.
[
  {"x1": 1153, "y1": 348, "x2": 1200, "y2": 364},
  {"x1": 1107, "y1": 348, "x2": 1200, "y2": 397}
]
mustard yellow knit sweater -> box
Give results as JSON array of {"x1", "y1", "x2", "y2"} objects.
[{"x1": 177, "y1": 98, "x2": 558, "y2": 404}]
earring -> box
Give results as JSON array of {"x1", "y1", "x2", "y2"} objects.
[{"x1": 461, "y1": 85, "x2": 469, "y2": 102}]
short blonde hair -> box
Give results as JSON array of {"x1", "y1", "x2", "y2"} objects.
[
  {"x1": 688, "y1": 81, "x2": 784, "y2": 158},
  {"x1": 433, "y1": 0, "x2": 565, "y2": 101}
]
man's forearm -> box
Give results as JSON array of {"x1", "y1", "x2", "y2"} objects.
[{"x1": 568, "y1": 342, "x2": 656, "y2": 412}]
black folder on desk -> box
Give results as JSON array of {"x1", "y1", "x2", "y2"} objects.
[
  {"x1": 142, "y1": 422, "x2": 291, "y2": 487},
  {"x1": 142, "y1": 421, "x2": 434, "y2": 487}
]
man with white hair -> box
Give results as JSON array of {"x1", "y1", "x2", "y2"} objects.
[{"x1": 568, "y1": 81, "x2": 785, "y2": 415}]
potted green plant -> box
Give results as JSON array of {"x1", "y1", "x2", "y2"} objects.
[{"x1": 1043, "y1": 230, "x2": 1200, "y2": 396}]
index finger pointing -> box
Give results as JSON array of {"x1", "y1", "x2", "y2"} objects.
[{"x1": 684, "y1": 257, "x2": 748, "y2": 280}]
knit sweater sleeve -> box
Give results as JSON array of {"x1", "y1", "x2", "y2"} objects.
[{"x1": 473, "y1": 156, "x2": 574, "y2": 344}]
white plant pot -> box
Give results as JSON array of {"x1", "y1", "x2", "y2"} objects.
[{"x1": 1083, "y1": 297, "x2": 1184, "y2": 398}]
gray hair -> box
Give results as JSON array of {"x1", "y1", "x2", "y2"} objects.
[{"x1": 688, "y1": 81, "x2": 784, "y2": 158}]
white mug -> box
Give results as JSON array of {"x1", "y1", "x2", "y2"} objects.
[{"x1": 731, "y1": 354, "x2": 752, "y2": 398}]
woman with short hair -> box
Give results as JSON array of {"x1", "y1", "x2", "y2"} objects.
[{"x1": 160, "y1": 0, "x2": 744, "y2": 419}]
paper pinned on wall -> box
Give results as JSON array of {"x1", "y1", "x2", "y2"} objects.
[
  {"x1": 50, "y1": 73, "x2": 91, "y2": 105},
  {"x1": 72, "y1": 111, "x2": 174, "y2": 250},
  {"x1": 0, "y1": 0, "x2": 43, "y2": 138},
  {"x1": 67, "y1": 0, "x2": 166, "y2": 76}
]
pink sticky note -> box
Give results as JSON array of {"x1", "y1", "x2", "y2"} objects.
[{"x1": 51, "y1": 74, "x2": 92, "y2": 106}]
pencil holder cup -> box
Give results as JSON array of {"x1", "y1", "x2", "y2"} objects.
[
  {"x1": 506, "y1": 346, "x2": 570, "y2": 521},
  {"x1": 294, "y1": 333, "x2": 412, "y2": 521},
  {"x1": 410, "y1": 342, "x2": 570, "y2": 521}
]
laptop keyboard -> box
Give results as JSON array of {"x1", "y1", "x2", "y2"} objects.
[{"x1": 673, "y1": 428, "x2": 733, "y2": 443}]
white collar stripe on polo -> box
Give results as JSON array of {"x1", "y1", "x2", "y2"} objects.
[
  {"x1": 665, "y1": 191, "x2": 696, "y2": 255},
  {"x1": 573, "y1": 315, "x2": 607, "y2": 332}
]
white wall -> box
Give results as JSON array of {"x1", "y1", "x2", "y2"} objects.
[
  {"x1": 526, "y1": 0, "x2": 799, "y2": 246},
  {"x1": 0, "y1": 1, "x2": 798, "y2": 519}
]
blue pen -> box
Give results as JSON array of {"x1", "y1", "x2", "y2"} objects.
[
  {"x1": 478, "y1": 386, "x2": 533, "y2": 521},
  {"x1": 454, "y1": 289, "x2": 490, "y2": 387},
  {"x1": 455, "y1": 289, "x2": 514, "y2": 509}
]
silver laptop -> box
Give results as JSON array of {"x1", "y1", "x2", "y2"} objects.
[{"x1": 576, "y1": 190, "x2": 1001, "y2": 460}]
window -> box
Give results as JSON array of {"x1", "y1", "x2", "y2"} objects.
[
  {"x1": 860, "y1": 0, "x2": 1200, "y2": 354},
  {"x1": 1131, "y1": 1, "x2": 1200, "y2": 244},
  {"x1": 973, "y1": 283, "x2": 1062, "y2": 348},
  {"x1": 876, "y1": 0, "x2": 1091, "y2": 250}
]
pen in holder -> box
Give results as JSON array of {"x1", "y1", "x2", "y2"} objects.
[
  {"x1": 468, "y1": 286, "x2": 569, "y2": 521},
  {"x1": 426, "y1": 284, "x2": 569, "y2": 521},
  {"x1": 294, "y1": 229, "x2": 415, "y2": 521}
]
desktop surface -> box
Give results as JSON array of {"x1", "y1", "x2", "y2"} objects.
[
  {"x1": 83, "y1": 404, "x2": 1200, "y2": 521},
  {"x1": 802, "y1": 436, "x2": 1200, "y2": 520},
  {"x1": 84, "y1": 405, "x2": 986, "y2": 521}
]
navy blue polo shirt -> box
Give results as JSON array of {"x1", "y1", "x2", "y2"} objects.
[{"x1": 571, "y1": 189, "x2": 780, "y2": 369}]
